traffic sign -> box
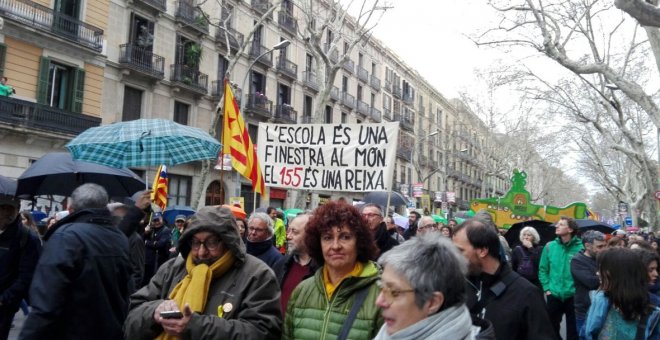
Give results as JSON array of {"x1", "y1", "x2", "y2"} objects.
[{"x1": 625, "y1": 216, "x2": 633, "y2": 226}]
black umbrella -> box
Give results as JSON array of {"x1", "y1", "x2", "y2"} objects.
[
  {"x1": 362, "y1": 191, "x2": 409, "y2": 207},
  {"x1": 505, "y1": 220, "x2": 556, "y2": 249},
  {"x1": 575, "y1": 219, "x2": 615, "y2": 235},
  {"x1": 0, "y1": 174, "x2": 17, "y2": 196},
  {"x1": 17, "y1": 152, "x2": 145, "y2": 198}
]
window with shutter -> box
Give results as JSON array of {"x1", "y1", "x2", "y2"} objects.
[
  {"x1": 71, "y1": 68, "x2": 85, "y2": 113},
  {"x1": 0, "y1": 44, "x2": 6, "y2": 77},
  {"x1": 122, "y1": 86, "x2": 143, "y2": 121}
]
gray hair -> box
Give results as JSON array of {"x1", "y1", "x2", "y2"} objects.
[
  {"x1": 289, "y1": 212, "x2": 311, "y2": 226},
  {"x1": 360, "y1": 203, "x2": 383, "y2": 216},
  {"x1": 378, "y1": 233, "x2": 467, "y2": 310},
  {"x1": 519, "y1": 226, "x2": 541, "y2": 245},
  {"x1": 69, "y1": 183, "x2": 109, "y2": 211},
  {"x1": 248, "y1": 212, "x2": 274, "y2": 237},
  {"x1": 581, "y1": 230, "x2": 605, "y2": 245},
  {"x1": 418, "y1": 216, "x2": 435, "y2": 227}
]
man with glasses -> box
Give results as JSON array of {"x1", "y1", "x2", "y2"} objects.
[
  {"x1": 361, "y1": 203, "x2": 399, "y2": 258},
  {"x1": 416, "y1": 216, "x2": 437, "y2": 236},
  {"x1": 246, "y1": 212, "x2": 282, "y2": 269},
  {"x1": 124, "y1": 206, "x2": 282, "y2": 339}
]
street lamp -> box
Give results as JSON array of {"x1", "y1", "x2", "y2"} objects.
[{"x1": 239, "y1": 40, "x2": 291, "y2": 114}]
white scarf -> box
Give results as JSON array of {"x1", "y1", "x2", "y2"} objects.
[{"x1": 373, "y1": 304, "x2": 473, "y2": 340}]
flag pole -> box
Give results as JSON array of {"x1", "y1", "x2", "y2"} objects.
[
  {"x1": 385, "y1": 189, "x2": 392, "y2": 216},
  {"x1": 219, "y1": 76, "x2": 228, "y2": 206},
  {"x1": 253, "y1": 190, "x2": 257, "y2": 213}
]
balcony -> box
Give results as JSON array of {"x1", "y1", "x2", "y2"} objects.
[
  {"x1": 330, "y1": 86, "x2": 340, "y2": 101},
  {"x1": 244, "y1": 93, "x2": 272, "y2": 119},
  {"x1": 276, "y1": 56, "x2": 297, "y2": 79},
  {"x1": 370, "y1": 107, "x2": 381, "y2": 122},
  {"x1": 301, "y1": 115, "x2": 313, "y2": 123},
  {"x1": 274, "y1": 104, "x2": 297, "y2": 124},
  {"x1": 383, "y1": 107, "x2": 392, "y2": 120},
  {"x1": 170, "y1": 64, "x2": 208, "y2": 95},
  {"x1": 340, "y1": 92, "x2": 355, "y2": 109},
  {"x1": 370, "y1": 74, "x2": 381, "y2": 91},
  {"x1": 323, "y1": 44, "x2": 339, "y2": 63},
  {"x1": 403, "y1": 93, "x2": 414, "y2": 106},
  {"x1": 250, "y1": 42, "x2": 273, "y2": 67},
  {"x1": 302, "y1": 71, "x2": 319, "y2": 91},
  {"x1": 118, "y1": 44, "x2": 165, "y2": 80},
  {"x1": 394, "y1": 113, "x2": 414, "y2": 132},
  {"x1": 357, "y1": 100, "x2": 369, "y2": 116},
  {"x1": 396, "y1": 145, "x2": 412, "y2": 161},
  {"x1": 357, "y1": 66, "x2": 368, "y2": 83},
  {"x1": 392, "y1": 84, "x2": 402, "y2": 99},
  {"x1": 0, "y1": 0, "x2": 104, "y2": 52},
  {"x1": 418, "y1": 105, "x2": 425, "y2": 116},
  {"x1": 251, "y1": 0, "x2": 272, "y2": 15},
  {"x1": 211, "y1": 81, "x2": 242, "y2": 104},
  {"x1": 175, "y1": 1, "x2": 209, "y2": 35},
  {"x1": 215, "y1": 26, "x2": 244, "y2": 51},
  {"x1": 342, "y1": 59, "x2": 354, "y2": 74},
  {"x1": 384, "y1": 79, "x2": 392, "y2": 92},
  {"x1": 134, "y1": 0, "x2": 166, "y2": 13},
  {"x1": 277, "y1": 11, "x2": 297, "y2": 35},
  {"x1": 0, "y1": 96, "x2": 101, "y2": 135}
]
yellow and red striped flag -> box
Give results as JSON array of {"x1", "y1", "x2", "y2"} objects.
[
  {"x1": 222, "y1": 80, "x2": 265, "y2": 194},
  {"x1": 151, "y1": 165, "x2": 168, "y2": 211}
]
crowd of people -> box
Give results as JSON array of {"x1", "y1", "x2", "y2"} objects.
[{"x1": 2, "y1": 185, "x2": 660, "y2": 339}]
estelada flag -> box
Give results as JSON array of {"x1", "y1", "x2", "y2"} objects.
[
  {"x1": 222, "y1": 80, "x2": 265, "y2": 194},
  {"x1": 151, "y1": 165, "x2": 168, "y2": 211}
]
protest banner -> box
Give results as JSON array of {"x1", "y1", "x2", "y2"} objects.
[{"x1": 257, "y1": 122, "x2": 399, "y2": 192}]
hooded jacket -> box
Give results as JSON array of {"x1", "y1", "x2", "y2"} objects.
[
  {"x1": 282, "y1": 261, "x2": 383, "y2": 340},
  {"x1": 124, "y1": 206, "x2": 282, "y2": 340},
  {"x1": 539, "y1": 235, "x2": 583, "y2": 300}
]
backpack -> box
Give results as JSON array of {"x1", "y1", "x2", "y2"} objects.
[{"x1": 516, "y1": 247, "x2": 535, "y2": 279}]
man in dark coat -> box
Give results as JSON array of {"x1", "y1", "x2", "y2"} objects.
[
  {"x1": 143, "y1": 211, "x2": 171, "y2": 286},
  {"x1": 273, "y1": 213, "x2": 318, "y2": 315},
  {"x1": 0, "y1": 195, "x2": 41, "y2": 339},
  {"x1": 246, "y1": 212, "x2": 282, "y2": 269},
  {"x1": 20, "y1": 183, "x2": 131, "y2": 340},
  {"x1": 570, "y1": 230, "x2": 606, "y2": 333},
  {"x1": 453, "y1": 219, "x2": 557, "y2": 340},
  {"x1": 361, "y1": 203, "x2": 398, "y2": 257}
]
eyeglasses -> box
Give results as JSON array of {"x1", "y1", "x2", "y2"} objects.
[
  {"x1": 248, "y1": 226, "x2": 267, "y2": 233},
  {"x1": 418, "y1": 224, "x2": 437, "y2": 231},
  {"x1": 190, "y1": 238, "x2": 221, "y2": 251},
  {"x1": 362, "y1": 213, "x2": 381, "y2": 218},
  {"x1": 376, "y1": 280, "x2": 415, "y2": 304}
]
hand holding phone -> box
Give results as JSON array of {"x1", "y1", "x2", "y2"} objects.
[{"x1": 160, "y1": 310, "x2": 183, "y2": 319}]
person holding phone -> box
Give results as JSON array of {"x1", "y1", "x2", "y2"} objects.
[{"x1": 124, "y1": 206, "x2": 282, "y2": 339}]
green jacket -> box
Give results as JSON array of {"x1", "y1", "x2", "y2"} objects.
[
  {"x1": 539, "y1": 235, "x2": 583, "y2": 300},
  {"x1": 283, "y1": 261, "x2": 383, "y2": 340},
  {"x1": 274, "y1": 217, "x2": 286, "y2": 249}
]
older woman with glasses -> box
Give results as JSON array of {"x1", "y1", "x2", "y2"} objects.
[
  {"x1": 374, "y1": 233, "x2": 480, "y2": 339},
  {"x1": 283, "y1": 201, "x2": 382, "y2": 340}
]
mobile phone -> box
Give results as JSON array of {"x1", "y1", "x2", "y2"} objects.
[{"x1": 160, "y1": 310, "x2": 183, "y2": 319}]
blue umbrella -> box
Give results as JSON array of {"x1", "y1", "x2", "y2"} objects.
[
  {"x1": 0, "y1": 174, "x2": 17, "y2": 196},
  {"x1": 65, "y1": 119, "x2": 222, "y2": 168},
  {"x1": 163, "y1": 205, "x2": 196, "y2": 225}
]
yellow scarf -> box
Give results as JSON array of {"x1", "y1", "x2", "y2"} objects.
[
  {"x1": 156, "y1": 251, "x2": 235, "y2": 340},
  {"x1": 323, "y1": 262, "x2": 364, "y2": 299}
]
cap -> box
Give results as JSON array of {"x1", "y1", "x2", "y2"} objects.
[
  {"x1": 0, "y1": 195, "x2": 19, "y2": 208},
  {"x1": 175, "y1": 214, "x2": 186, "y2": 222},
  {"x1": 151, "y1": 211, "x2": 163, "y2": 221}
]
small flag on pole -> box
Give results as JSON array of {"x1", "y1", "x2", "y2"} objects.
[
  {"x1": 222, "y1": 80, "x2": 265, "y2": 194},
  {"x1": 151, "y1": 165, "x2": 168, "y2": 211}
]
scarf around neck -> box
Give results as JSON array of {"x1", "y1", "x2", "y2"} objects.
[
  {"x1": 373, "y1": 304, "x2": 473, "y2": 340},
  {"x1": 156, "y1": 251, "x2": 235, "y2": 340}
]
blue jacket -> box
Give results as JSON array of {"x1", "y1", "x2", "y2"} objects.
[
  {"x1": 583, "y1": 291, "x2": 660, "y2": 340},
  {"x1": 247, "y1": 238, "x2": 282, "y2": 269},
  {"x1": 20, "y1": 209, "x2": 131, "y2": 340},
  {"x1": 0, "y1": 216, "x2": 41, "y2": 308}
]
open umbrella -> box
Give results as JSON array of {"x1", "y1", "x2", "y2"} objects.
[
  {"x1": 16, "y1": 152, "x2": 145, "y2": 198},
  {"x1": 0, "y1": 174, "x2": 17, "y2": 196},
  {"x1": 362, "y1": 191, "x2": 409, "y2": 207},
  {"x1": 65, "y1": 119, "x2": 222, "y2": 168},
  {"x1": 163, "y1": 205, "x2": 196, "y2": 225},
  {"x1": 432, "y1": 214, "x2": 448, "y2": 224},
  {"x1": 505, "y1": 220, "x2": 556, "y2": 249},
  {"x1": 575, "y1": 219, "x2": 615, "y2": 235},
  {"x1": 284, "y1": 208, "x2": 304, "y2": 223}
]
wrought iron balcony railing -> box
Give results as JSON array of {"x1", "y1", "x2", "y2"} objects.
[
  {"x1": 370, "y1": 74, "x2": 381, "y2": 91},
  {"x1": 118, "y1": 44, "x2": 165, "y2": 79},
  {"x1": 245, "y1": 93, "x2": 272, "y2": 118},
  {"x1": 323, "y1": 44, "x2": 338, "y2": 63},
  {"x1": 396, "y1": 145, "x2": 412, "y2": 161},
  {"x1": 274, "y1": 104, "x2": 297, "y2": 123},
  {"x1": 175, "y1": 1, "x2": 209, "y2": 35},
  {"x1": 251, "y1": 0, "x2": 271, "y2": 15},
  {"x1": 370, "y1": 107, "x2": 381, "y2": 122},
  {"x1": 302, "y1": 71, "x2": 319, "y2": 91},
  {"x1": 170, "y1": 64, "x2": 208, "y2": 94},
  {"x1": 392, "y1": 84, "x2": 402, "y2": 98},
  {"x1": 342, "y1": 59, "x2": 354, "y2": 74},
  {"x1": 357, "y1": 66, "x2": 368, "y2": 83},
  {"x1": 383, "y1": 107, "x2": 392, "y2": 120},
  {"x1": 403, "y1": 93, "x2": 414, "y2": 105},
  {"x1": 0, "y1": 0, "x2": 104, "y2": 51},
  {"x1": 276, "y1": 56, "x2": 297, "y2": 79},
  {"x1": 277, "y1": 11, "x2": 297, "y2": 35},
  {"x1": 384, "y1": 79, "x2": 392, "y2": 92},
  {"x1": 341, "y1": 92, "x2": 355, "y2": 109},
  {"x1": 394, "y1": 112, "x2": 414, "y2": 131},
  {"x1": 357, "y1": 100, "x2": 369, "y2": 116},
  {"x1": 0, "y1": 96, "x2": 101, "y2": 135},
  {"x1": 250, "y1": 42, "x2": 273, "y2": 67},
  {"x1": 330, "y1": 86, "x2": 340, "y2": 101},
  {"x1": 134, "y1": 0, "x2": 166, "y2": 12},
  {"x1": 215, "y1": 26, "x2": 243, "y2": 50}
]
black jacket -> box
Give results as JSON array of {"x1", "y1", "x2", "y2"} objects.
[
  {"x1": 246, "y1": 238, "x2": 283, "y2": 269},
  {"x1": 374, "y1": 222, "x2": 399, "y2": 257},
  {"x1": 511, "y1": 244, "x2": 542, "y2": 286},
  {"x1": 116, "y1": 205, "x2": 146, "y2": 293},
  {"x1": 570, "y1": 249, "x2": 599, "y2": 318},
  {"x1": 0, "y1": 216, "x2": 41, "y2": 308},
  {"x1": 20, "y1": 208, "x2": 131, "y2": 340},
  {"x1": 466, "y1": 264, "x2": 558, "y2": 340},
  {"x1": 273, "y1": 253, "x2": 319, "y2": 286}
]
